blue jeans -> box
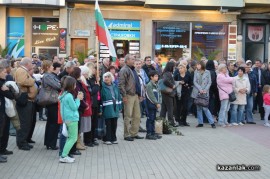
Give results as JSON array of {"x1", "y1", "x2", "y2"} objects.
[
  {"x1": 146, "y1": 109, "x2": 156, "y2": 135},
  {"x1": 218, "y1": 99, "x2": 230, "y2": 125},
  {"x1": 230, "y1": 104, "x2": 245, "y2": 124},
  {"x1": 196, "y1": 105, "x2": 214, "y2": 124},
  {"x1": 245, "y1": 95, "x2": 254, "y2": 122},
  {"x1": 59, "y1": 124, "x2": 67, "y2": 156}
]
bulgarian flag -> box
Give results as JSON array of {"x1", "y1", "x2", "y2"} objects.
[{"x1": 95, "y1": 0, "x2": 118, "y2": 65}]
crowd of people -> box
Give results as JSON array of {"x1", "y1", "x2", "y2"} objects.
[{"x1": 0, "y1": 53, "x2": 269, "y2": 163}]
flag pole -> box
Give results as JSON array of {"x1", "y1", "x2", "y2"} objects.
[{"x1": 95, "y1": 35, "x2": 100, "y2": 79}]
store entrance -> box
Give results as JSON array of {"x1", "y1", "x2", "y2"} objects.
[{"x1": 71, "y1": 38, "x2": 88, "y2": 58}]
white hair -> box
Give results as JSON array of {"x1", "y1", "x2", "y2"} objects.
[
  {"x1": 218, "y1": 64, "x2": 227, "y2": 72},
  {"x1": 79, "y1": 66, "x2": 89, "y2": 76},
  {"x1": 64, "y1": 61, "x2": 75, "y2": 69},
  {"x1": 103, "y1": 72, "x2": 115, "y2": 82},
  {"x1": 20, "y1": 57, "x2": 31, "y2": 66}
]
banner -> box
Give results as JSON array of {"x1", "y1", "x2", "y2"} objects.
[{"x1": 59, "y1": 28, "x2": 67, "y2": 54}]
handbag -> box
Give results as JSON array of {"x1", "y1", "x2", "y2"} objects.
[
  {"x1": 36, "y1": 87, "x2": 58, "y2": 106},
  {"x1": 155, "y1": 119, "x2": 163, "y2": 134},
  {"x1": 62, "y1": 123, "x2": 69, "y2": 137},
  {"x1": 217, "y1": 85, "x2": 236, "y2": 102},
  {"x1": 158, "y1": 79, "x2": 173, "y2": 94},
  {"x1": 194, "y1": 93, "x2": 209, "y2": 107},
  {"x1": 5, "y1": 98, "x2": 16, "y2": 118}
]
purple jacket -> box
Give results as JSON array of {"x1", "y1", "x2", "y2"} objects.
[{"x1": 217, "y1": 73, "x2": 234, "y2": 101}]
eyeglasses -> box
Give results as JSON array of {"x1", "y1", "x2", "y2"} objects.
[{"x1": 146, "y1": 60, "x2": 151, "y2": 62}]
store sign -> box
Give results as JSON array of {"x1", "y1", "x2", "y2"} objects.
[
  {"x1": 228, "y1": 25, "x2": 237, "y2": 61},
  {"x1": 32, "y1": 22, "x2": 59, "y2": 47},
  {"x1": 59, "y1": 28, "x2": 67, "y2": 54},
  {"x1": 110, "y1": 31, "x2": 140, "y2": 40},
  {"x1": 75, "y1": 30, "x2": 90, "y2": 37},
  {"x1": 248, "y1": 26, "x2": 264, "y2": 42},
  {"x1": 105, "y1": 20, "x2": 140, "y2": 30}
]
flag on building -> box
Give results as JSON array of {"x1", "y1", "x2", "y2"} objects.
[{"x1": 95, "y1": 0, "x2": 118, "y2": 63}]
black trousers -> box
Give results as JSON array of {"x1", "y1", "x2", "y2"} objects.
[
  {"x1": 0, "y1": 115, "x2": 10, "y2": 152},
  {"x1": 175, "y1": 94, "x2": 189, "y2": 125},
  {"x1": 27, "y1": 103, "x2": 37, "y2": 141},
  {"x1": 257, "y1": 87, "x2": 264, "y2": 119},
  {"x1": 84, "y1": 107, "x2": 98, "y2": 144},
  {"x1": 16, "y1": 101, "x2": 34, "y2": 147},
  {"x1": 160, "y1": 94, "x2": 174, "y2": 124},
  {"x1": 104, "y1": 118, "x2": 117, "y2": 142},
  {"x1": 44, "y1": 103, "x2": 59, "y2": 147}
]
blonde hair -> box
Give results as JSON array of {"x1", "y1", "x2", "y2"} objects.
[
  {"x1": 178, "y1": 64, "x2": 187, "y2": 71},
  {"x1": 42, "y1": 60, "x2": 52, "y2": 72},
  {"x1": 263, "y1": 85, "x2": 270, "y2": 95},
  {"x1": 218, "y1": 64, "x2": 227, "y2": 72},
  {"x1": 84, "y1": 62, "x2": 95, "y2": 78}
]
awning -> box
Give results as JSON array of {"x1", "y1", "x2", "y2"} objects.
[{"x1": 145, "y1": 0, "x2": 244, "y2": 10}]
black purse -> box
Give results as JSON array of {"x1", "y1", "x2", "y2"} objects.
[
  {"x1": 194, "y1": 93, "x2": 209, "y2": 107},
  {"x1": 218, "y1": 85, "x2": 236, "y2": 102}
]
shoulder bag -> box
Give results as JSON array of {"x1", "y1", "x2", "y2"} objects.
[
  {"x1": 36, "y1": 78, "x2": 58, "y2": 106},
  {"x1": 217, "y1": 85, "x2": 236, "y2": 102},
  {"x1": 194, "y1": 93, "x2": 209, "y2": 107}
]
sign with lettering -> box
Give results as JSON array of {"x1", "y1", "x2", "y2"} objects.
[
  {"x1": 32, "y1": 22, "x2": 59, "y2": 47},
  {"x1": 109, "y1": 31, "x2": 140, "y2": 40},
  {"x1": 105, "y1": 20, "x2": 140, "y2": 30},
  {"x1": 59, "y1": 28, "x2": 67, "y2": 54}
]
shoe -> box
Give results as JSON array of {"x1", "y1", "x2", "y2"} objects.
[
  {"x1": 76, "y1": 136, "x2": 86, "y2": 150},
  {"x1": 28, "y1": 144, "x2": 33, "y2": 149},
  {"x1": 85, "y1": 143, "x2": 95, "y2": 147},
  {"x1": 132, "y1": 135, "x2": 144, "y2": 139},
  {"x1": 238, "y1": 122, "x2": 244, "y2": 126},
  {"x1": 27, "y1": 139, "x2": 36, "y2": 144},
  {"x1": 0, "y1": 156, "x2": 7, "y2": 163},
  {"x1": 219, "y1": 124, "x2": 226, "y2": 128},
  {"x1": 18, "y1": 145, "x2": 30, "y2": 151},
  {"x1": 68, "y1": 154, "x2": 74, "y2": 158},
  {"x1": 247, "y1": 122, "x2": 256, "y2": 124},
  {"x1": 226, "y1": 124, "x2": 233, "y2": 127},
  {"x1": 172, "y1": 123, "x2": 179, "y2": 127},
  {"x1": 71, "y1": 150, "x2": 81, "y2": 155},
  {"x1": 183, "y1": 123, "x2": 190, "y2": 127},
  {"x1": 232, "y1": 123, "x2": 238, "y2": 126},
  {"x1": 46, "y1": 146, "x2": 59, "y2": 150},
  {"x1": 154, "y1": 134, "x2": 162, "y2": 139},
  {"x1": 0, "y1": 149, "x2": 13, "y2": 155},
  {"x1": 196, "y1": 124, "x2": 203, "y2": 128},
  {"x1": 124, "y1": 137, "x2": 134, "y2": 141},
  {"x1": 241, "y1": 121, "x2": 246, "y2": 124},
  {"x1": 145, "y1": 134, "x2": 157, "y2": 140},
  {"x1": 0, "y1": 155, "x2": 7, "y2": 160},
  {"x1": 93, "y1": 141, "x2": 99, "y2": 146},
  {"x1": 104, "y1": 141, "x2": 112, "y2": 145},
  {"x1": 264, "y1": 123, "x2": 270, "y2": 127},
  {"x1": 59, "y1": 156, "x2": 75, "y2": 163},
  {"x1": 211, "y1": 124, "x2": 216, "y2": 129},
  {"x1": 112, "y1": 141, "x2": 118, "y2": 144},
  {"x1": 139, "y1": 126, "x2": 147, "y2": 133}
]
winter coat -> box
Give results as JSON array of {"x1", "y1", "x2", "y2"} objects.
[
  {"x1": 145, "y1": 80, "x2": 161, "y2": 110},
  {"x1": 101, "y1": 82, "x2": 122, "y2": 119},
  {"x1": 118, "y1": 65, "x2": 136, "y2": 97},
  {"x1": 87, "y1": 75, "x2": 100, "y2": 108},
  {"x1": 191, "y1": 70, "x2": 211, "y2": 99},
  {"x1": 217, "y1": 73, "x2": 234, "y2": 101},
  {"x1": 231, "y1": 75, "x2": 251, "y2": 105},
  {"x1": 59, "y1": 91, "x2": 80, "y2": 122},
  {"x1": 161, "y1": 71, "x2": 175, "y2": 97}
]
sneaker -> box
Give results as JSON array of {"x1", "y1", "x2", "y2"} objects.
[
  {"x1": 112, "y1": 141, "x2": 118, "y2": 144},
  {"x1": 238, "y1": 122, "x2": 244, "y2": 126},
  {"x1": 219, "y1": 124, "x2": 226, "y2": 128},
  {"x1": 264, "y1": 123, "x2": 270, "y2": 127},
  {"x1": 211, "y1": 124, "x2": 216, "y2": 129},
  {"x1": 154, "y1": 134, "x2": 162, "y2": 139},
  {"x1": 232, "y1": 123, "x2": 238, "y2": 126},
  {"x1": 59, "y1": 156, "x2": 75, "y2": 163},
  {"x1": 104, "y1": 141, "x2": 112, "y2": 145}
]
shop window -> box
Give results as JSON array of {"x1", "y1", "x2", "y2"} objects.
[
  {"x1": 154, "y1": 21, "x2": 190, "y2": 64},
  {"x1": 192, "y1": 23, "x2": 228, "y2": 60}
]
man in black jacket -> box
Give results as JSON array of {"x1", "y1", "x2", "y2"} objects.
[
  {"x1": 142, "y1": 56, "x2": 155, "y2": 77},
  {"x1": 253, "y1": 59, "x2": 264, "y2": 120}
]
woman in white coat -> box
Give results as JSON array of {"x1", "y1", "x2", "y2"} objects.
[{"x1": 230, "y1": 67, "x2": 250, "y2": 126}]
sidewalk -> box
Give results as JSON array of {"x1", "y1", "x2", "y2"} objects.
[{"x1": 0, "y1": 114, "x2": 269, "y2": 179}]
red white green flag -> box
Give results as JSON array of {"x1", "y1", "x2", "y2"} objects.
[{"x1": 95, "y1": 0, "x2": 117, "y2": 62}]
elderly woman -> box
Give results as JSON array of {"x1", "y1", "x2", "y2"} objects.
[
  {"x1": 42, "y1": 61, "x2": 61, "y2": 150},
  {"x1": 216, "y1": 64, "x2": 234, "y2": 127},
  {"x1": 230, "y1": 67, "x2": 250, "y2": 126},
  {"x1": 191, "y1": 61, "x2": 216, "y2": 128},
  {"x1": 101, "y1": 72, "x2": 122, "y2": 145}
]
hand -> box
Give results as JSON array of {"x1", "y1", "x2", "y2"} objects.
[
  {"x1": 180, "y1": 81, "x2": 184, "y2": 85},
  {"x1": 199, "y1": 90, "x2": 204, "y2": 94},
  {"x1": 253, "y1": 93, "x2": 257, "y2": 97},
  {"x1": 139, "y1": 96, "x2": 144, "y2": 102},
  {"x1": 77, "y1": 92, "x2": 84, "y2": 100},
  {"x1": 156, "y1": 104, "x2": 161, "y2": 108},
  {"x1": 1, "y1": 85, "x2": 9, "y2": 91},
  {"x1": 123, "y1": 97, "x2": 128, "y2": 103},
  {"x1": 98, "y1": 113, "x2": 102, "y2": 116},
  {"x1": 173, "y1": 85, "x2": 176, "y2": 89}
]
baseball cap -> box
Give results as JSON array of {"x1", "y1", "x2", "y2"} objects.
[
  {"x1": 88, "y1": 55, "x2": 95, "y2": 60},
  {"x1": 246, "y1": 60, "x2": 252, "y2": 64}
]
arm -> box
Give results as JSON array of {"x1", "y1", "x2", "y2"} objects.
[
  {"x1": 246, "y1": 79, "x2": 251, "y2": 94},
  {"x1": 44, "y1": 74, "x2": 61, "y2": 90},
  {"x1": 118, "y1": 69, "x2": 127, "y2": 97},
  {"x1": 193, "y1": 71, "x2": 202, "y2": 91},
  {"x1": 163, "y1": 72, "x2": 174, "y2": 88},
  {"x1": 16, "y1": 70, "x2": 35, "y2": 87},
  {"x1": 146, "y1": 83, "x2": 159, "y2": 104},
  {"x1": 202, "y1": 71, "x2": 212, "y2": 91},
  {"x1": 66, "y1": 93, "x2": 80, "y2": 111},
  {"x1": 0, "y1": 88, "x2": 14, "y2": 100}
]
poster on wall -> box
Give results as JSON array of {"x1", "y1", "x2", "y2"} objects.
[
  {"x1": 228, "y1": 25, "x2": 237, "y2": 61},
  {"x1": 192, "y1": 23, "x2": 228, "y2": 60},
  {"x1": 59, "y1": 28, "x2": 67, "y2": 54},
  {"x1": 7, "y1": 17, "x2": 25, "y2": 58},
  {"x1": 32, "y1": 22, "x2": 59, "y2": 47}
]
